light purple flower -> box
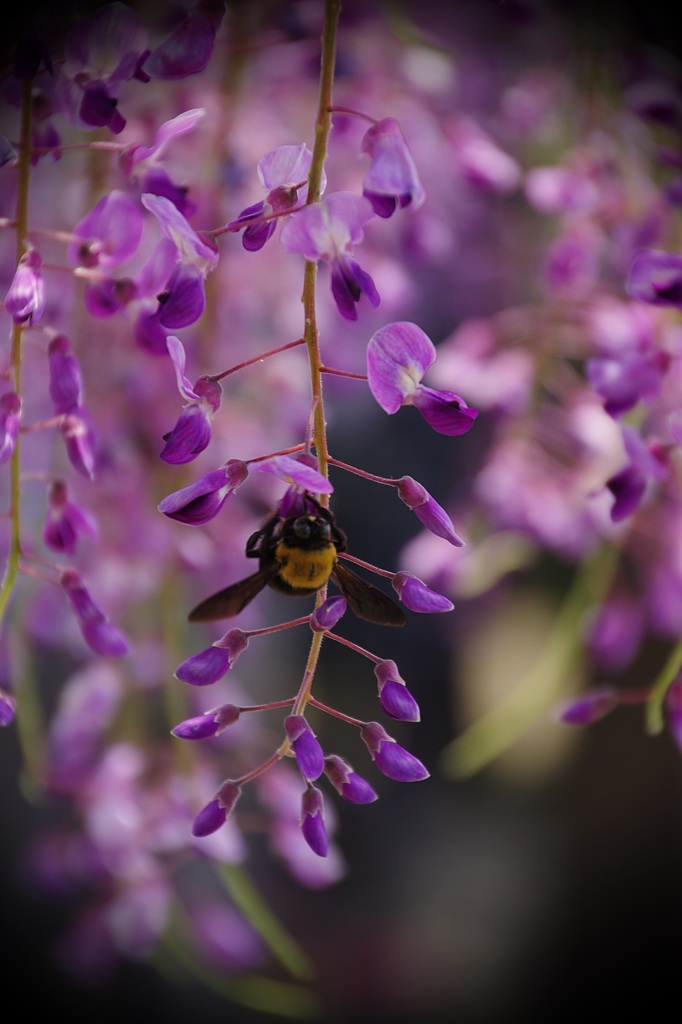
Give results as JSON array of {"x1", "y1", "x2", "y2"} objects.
[
  {"x1": 175, "y1": 630, "x2": 248, "y2": 686},
  {"x1": 43, "y1": 480, "x2": 99, "y2": 555},
  {"x1": 141, "y1": 193, "x2": 218, "y2": 271},
  {"x1": 367, "y1": 322, "x2": 478, "y2": 436},
  {"x1": 556, "y1": 688, "x2": 619, "y2": 726},
  {"x1": 360, "y1": 722, "x2": 429, "y2": 782},
  {"x1": 448, "y1": 114, "x2": 521, "y2": 193},
  {"x1": 228, "y1": 144, "x2": 321, "y2": 251},
  {"x1": 5, "y1": 249, "x2": 44, "y2": 324},
  {"x1": 0, "y1": 393, "x2": 21, "y2": 465},
  {"x1": 253, "y1": 454, "x2": 333, "y2": 494},
  {"x1": 392, "y1": 571, "x2": 454, "y2": 613},
  {"x1": 605, "y1": 424, "x2": 668, "y2": 522},
  {"x1": 60, "y1": 569, "x2": 130, "y2": 658},
  {"x1": 374, "y1": 660, "x2": 420, "y2": 722},
  {"x1": 586, "y1": 349, "x2": 669, "y2": 417},
  {"x1": 280, "y1": 191, "x2": 379, "y2": 320},
  {"x1": 361, "y1": 117, "x2": 425, "y2": 217},
  {"x1": 300, "y1": 786, "x2": 328, "y2": 857},
  {"x1": 59, "y1": 411, "x2": 97, "y2": 480},
  {"x1": 158, "y1": 460, "x2": 249, "y2": 525},
  {"x1": 285, "y1": 715, "x2": 325, "y2": 782},
  {"x1": 396, "y1": 476, "x2": 464, "y2": 546},
  {"x1": 626, "y1": 249, "x2": 682, "y2": 306},
  {"x1": 323, "y1": 754, "x2": 377, "y2": 804},
  {"x1": 67, "y1": 190, "x2": 144, "y2": 269},
  {"x1": 122, "y1": 108, "x2": 206, "y2": 216}
]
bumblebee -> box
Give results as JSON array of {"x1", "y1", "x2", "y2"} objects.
[{"x1": 188, "y1": 496, "x2": 406, "y2": 627}]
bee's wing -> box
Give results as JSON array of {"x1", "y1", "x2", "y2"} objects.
[
  {"x1": 188, "y1": 565, "x2": 277, "y2": 622},
  {"x1": 331, "y1": 562, "x2": 406, "y2": 627}
]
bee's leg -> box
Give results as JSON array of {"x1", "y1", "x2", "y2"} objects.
[{"x1": 245, "y1": 514, "x2": 279, "y2": 558}]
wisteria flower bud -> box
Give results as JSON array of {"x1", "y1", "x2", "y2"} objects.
[
  {"x1": 4, "y1": 248, "x2": 44, "y2": 324},
  {"x1": 556, "y1": 687, "x2": 619, "y2": 726},
  {"x1": 43, "y1": 479, "x2": 99, "y2": 555},
  {"x1": 60, "y1": 569, "x2": 130, "y2": 658},
  {"x1": 300, "y1": 786, "x2": 328, "y2": 857},
  {"x1": 0, "y1": 392, "x2": 22, "y2": 465},
  {"x1": 360, "y1": 722, "x2": 429, "y2": 782},
  {"x1": 192, "y1": 780, "x2": 241, "y2": 838},
  {"x1": 0, "y1": 689, "x2": 16, "y2": 727},
  {"x1": 396, "y1": 476, "x2": 464, "y2": 546},
  {"x1": 310, "y1": 596, "x2": 347, "y2": 632},
  {"x1": 392, "y1": 571, "x2": 454, "y2": 613},
  {"x1": 285, "y1": 715, "x2": 325, "y2": 781},
  {"x1": 158, "y1": 460, "x2": 248, "y2": 524},
  {"x1": 175, "y1": 629, "x2": 249, "y2": 686},
  {"x1": 60, "y1": 412, "x2": 96, "y2": 479},
  {"x1": 48, "y1": 335, "x2": 84, "y2": 412},
  {"x1": 171, "y1": 703, "x2": 240, "y2": 739},
  {"x1": 374, "y1": 660, "x2": 420, "y2": 722},
  {"x1": 324, "y1": 754, "x2": 378, "y2": 804}
]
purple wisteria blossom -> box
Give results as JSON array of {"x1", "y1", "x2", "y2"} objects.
[
  {"x1": 42, "y1": 480, "x2": 99, "y2": 555},
  {"x1": 396, "y1": 476, "x2": 464, "y2": 546},
  {"x1": 192, "y1": 781, "x2": 242, "y2": 838},
  {"x1": 360, "y1": 117, "x2": 425, "y2": 217},
  {"x1": 0, "y1": 689, "x2": 16, "y2": 727},
  {"x1": 60, "y1": 570, "x2": 130, "y2": 658},
  {"x1": 280, "y1": 191, "x2": 379, "y2": 320},
  {"x1": 67, "y1": 190, "x2": 144, "y2": 270},
  {"x1": 0, "y1": 393, "x2": 21, "y2": 465},
  {"x1": 158, "y1": 460, "x2": 249, "y2": 525},
  {"x1": 367, "y1": 322, "x2": 478, "y2": 435},
  {"x1": 171, "y1": 703, "x2": 241, "y2": 740},
  {"x1": 374, "y1": 660, "x2": 420, "y2": 722},
  {"x1": 160, "y1": 336, "x2": 222, "y2": 463},
  {"x1": 4, "y1": 249, "x2": 45, "y2": 324},
  {"x1": 175, "y1": 630, "x2": 249, "y2": 686},
  {"x1": 227, "y1": 144, "x2": 322, "y2": 251},
  {"x1": 285, "y1": 716, "x2": 325, "y2": 782},
  {"x1": 300, "y1": 786, "x2": 328, "y2": 857},
  {"x1": 360, "y1": 722, "x2": 429, "y2": 782},
  {"x1": 392, "y1": 571, "x2": 454, "y2": 613},
  {"x1": 626, "y1": 249, "x2": 682, "y2": 306},
  {"x1": 140, "y1": 0, "x2": 225, "y2": 80},
  {"x1": 605, "y1": 424, "x2": 668, "y2": 522},
  {"x1": 310, "y1": 596, "x2": 347, "y2": 632},
  {"x1": 323, "y1": 755, "x2": 377, "y2": 804},
  {"x1": 121, "y1": 108, "x2": 206, "y2": 216}
]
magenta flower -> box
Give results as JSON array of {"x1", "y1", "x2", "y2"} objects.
[
  {"x1": 367, "y1": 322, "x2": 478, "y2": 435},
  {"x1": 587, "y1": 348, "x2": 668, "y2": 417},
  {"x1": 396, "y1": 476, "x2": 464, "y2": 546},
  {"x1": 59, "y1": 411, "x2": 98, "y2": 480},
  {"x1": 42, "y1": 480, "x2": 99, "y2": 555},
  {"x1": 160, "y1": 336, "x2": 222, "y2": 463},
  {"x1": 228, "y1": 144, "x2": 322, "y2": 251},
  {"x1": 60, "y1": 569, "x2": 130, "y2": 658},
  {"x1": 374, "y1": 660, "x2": 420, "y2": 722},
  {"x1": 605, "y1": 424, "x2": 668, "y2": 522},
  {"x1": 360, "y1": 722, "x2": 429, "y2": 782},
  {"x1": 626, "y1": 249, "x2": 682, "y2": 306},
  {"x1": 48, "y1": 335, "x2": 83, "y2": 411},
  {"x1": 280, "y1": 191, "x2": 379, "y2": 320},
  {"x1": 67, "y1": 190, "x2": 144, "y2": 269},
  {"x1": 285, "y1": 715, "x2": 325, "y2": 782},
  {"x1": 0, "y1": 393, "x2": 21, "y2": 465},
  {"x1": 122, "y1": 108, "x2": 206, "y2": 216},
  {"x1": 4, "y1": 249, "x2": 44, "y2": 324},
  {"x1": 360, "y1": 117, "x2": 425, "y2": 218},
  {"x1": 392, "y1": 571, "x2": 454, "y2": 613},
  {"x1": 253, "y1": 454, "x2": 333, "y2": 494},
  {"x1": 323, "y1": 755, "x2": 377, "y2": 804},
  {"x1": 175, "y1": 630, "x2": 248, "y2": 686},
  {"x1": 300, "y1": 786, "x2": 328, "y2": 857},
  {"x1": 557, "y1": 688, "x2": 619, "y2": 726},
  {"x1": 158, "y1": 460, "x2": 249, "y2": 525}
]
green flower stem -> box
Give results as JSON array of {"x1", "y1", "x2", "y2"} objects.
[
  {"x1": 0, "y1": 79, "x2": 32, "y2": 626},
  {"x1": 645, "y1": 637, "x2": 682, "y2": 735},
  {"x1": 441, "y1": 543, "x2": 619, "y2": 778}
]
